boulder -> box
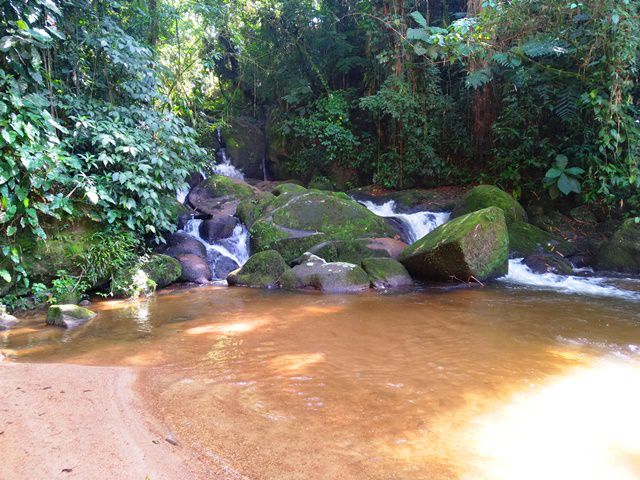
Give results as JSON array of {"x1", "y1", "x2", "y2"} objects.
[
  {"x1": 596, "y1": 219, "x2": 640, "y2": 273},
  {"x1": 398, "y1": 207, "x2": 509, "y2": 282},
  {"x1": 250, "y1": 190, "x2": 399, "y2": 262},
  {"x1": 46, "y1": 304, "x2": 96, "y2": 329},
  {"x1": 162, "y1": 233, "x2": 206, "y2": 258},
  {"x1": 210, "y1": 254, "x2": 240, "y2": 280},
  {"x1": 523, "y1": 253, "x2": 573, "y2": 275},
  {"x1": 304, "y1": 239, "x2": 392, "y2": 264},
  {"x1": 308, "y1": 176, "x2": 334, "y2": 191},
  {"x1": 227, "y1": 250, "x2": 290, "y2": 288},
  {"x1": 142, "y1": 255, "x2": 182, "y2": 288},
  {"x1": 110, "y1": 254, "x2": 182, "y2": 297},
  {"x1": 236, "y1": 192, "x2": 276, "y2": 229},
  {"x1": 175, "y1": 254, "x2": 212, "y2": 283},
  {"x1": 199, "y1": 216, "x2": 238, "y2": 243},
  {"x1": 187, "y1": 175, "x2": 255, "y2": 216},
  {"x1": 451, "y1": 185, "x2": 527, "y2": 225},
  {"x1": 222, "y1": 116, "x2": 267, "y2": 179},
  {"x1": 508, "y1": 221, "x2": 575, "y2": 258},
  {"x1": 0, "y1": 311, "x2": 18, "y2": 331},
  {"x1": 361, "y1": 257, "x2": 413, "y2": 289},
  {"x1": 280, "y1": 253, "x2": 370, "y2": 293},
  {"x1": 272, "y1": 183, "x2": 307, "y2": 196}
]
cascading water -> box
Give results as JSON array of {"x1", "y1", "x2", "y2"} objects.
[
  {"x1": 181, "y1": 217, "x2": 250, "y2": 281},
  {"x1": 213, "y1": 127, "x2": 245, "y2": 180},
  {"x1": 361, "y1": 199, "x2": 640, "y2": 300},
  {"x1": 500, "y1": 259, "x2": 640, "y2": 300},
  {"x1": 359, "y1": 200, "x2": 450, "y2": 244}
]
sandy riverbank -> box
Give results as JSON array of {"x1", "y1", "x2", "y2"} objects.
[{"x1": 0, "y1": 361, "x2": 214, "y2": 480}]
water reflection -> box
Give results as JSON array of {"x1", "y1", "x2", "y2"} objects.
[{"x1": 3, "y1": 286, "x2": 640, "y2": 479}]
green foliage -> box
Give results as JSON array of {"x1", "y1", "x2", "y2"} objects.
[
  {"x1": 49, "y1": 270, "x2": 90, "y2": 305},
  {"x1": 544, "y1": 154, "x2": 584, "y2": 198}
]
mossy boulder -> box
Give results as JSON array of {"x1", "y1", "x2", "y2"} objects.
[
  {"x1": 143, "y1": 255, "x2": 182, "y2": 288},
  {"x1": 280, "y1": 253, "x2": 370, "y2": 293},
  {"x1": 272, "y1": 183, "x2": 307, "y2": 196},
  {"x1": 22, "y1": 219, "x2": 103, "y2": 285},
  {"x1": 361, "y1": 257, "x2": 413, "y2": 289},
  {"x1": 250, "y1": 190, "x2": 398, "y2": 263},
  {"x1": 46, "y1": 304, "x2": 96, "y2": 329},
  {"x1": 399, "y1": 207, "x2": 509, "y2": 282},
  {"x1": 304, "y1": 239, "x2": 392, "y2": 264},
  {"x1": 596, "y1": 219, "x2": 640, "y2": 273},
  {"x1": 236, "y1": 192, "x2": 276, "y2": 229},
  {"x1": 187, "y1": 175, "x2": 255, "y2": 216},
  {"x1": 451, "y1": 185, "x2": 527, "y2": 225},
  {"x1": 227, "y1": 250, "x2": 290, "y2": 288},
  {"x1": 508, "y1": 221, "x2": 576, "y2": 258},
  {"x1": 308, "y1": 176, "x2": 334, "y2": 191}
]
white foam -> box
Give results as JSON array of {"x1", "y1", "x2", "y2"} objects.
[
  {"x1": 500, "y1": 259, "x2": 639, "y2": 300},
  {"x1": 360, "y1": 200, "x2": 450, "y2": 244}
]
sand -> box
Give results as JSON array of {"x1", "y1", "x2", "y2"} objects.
[{"x1": 0, "y1": 362, "x2": 212, "y2": 480}]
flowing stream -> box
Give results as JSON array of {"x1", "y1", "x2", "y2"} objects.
[
  {"x1": 4, "y1": 200, "x2": 640, "y2": 479},
  {"x1": 181, "y1": 218, "x2": 250, "y2": 280}
]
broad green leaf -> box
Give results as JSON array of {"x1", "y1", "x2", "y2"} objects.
[
  {"x1": 0, "y1": 269, "x2": 10, "y2": 283},
  {"x1": 555, "y1": 154, "x2": 568, "y2": 169},
  {"x1": 410, "y1": 12, "x2": 428, "y2": 28},
  {"x1": 545, "y1": 168, "x2": 562, "y2": 179}
]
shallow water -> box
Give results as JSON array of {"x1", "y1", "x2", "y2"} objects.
[{"x1": 3, "y1": 284, "x2": 640, "y2": 479}]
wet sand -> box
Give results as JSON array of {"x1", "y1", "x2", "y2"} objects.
[{"x1": 0, "y1": 361, "x2": 213, "y2": 480}]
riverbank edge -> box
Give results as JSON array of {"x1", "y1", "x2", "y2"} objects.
[{"x1": 0, "y1": 361, "x2": 214, "y2": 480}]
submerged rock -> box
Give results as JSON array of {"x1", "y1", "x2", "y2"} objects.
[
  {"x1": 227, "y1": 250, "x2": 291, "y2": 288},
  {"x1": 175, "y1": 254, "x2": 212, "y2": 284},
  {"x1": 596, "y1": 219, "x2": 640, "y2": 273},
  {"x1": 280, "y1": 253, "x2": 370, "y2": 293},
  {"x1": 398, "y1": 207, "x2": 509, "y2": 282},
  {"x1": 508, "y1": 221, "x2": 575, "y2": 258},
  {"x1": 46, "y1": 304, "x2": 96, "y2": 329},
  {"x1": 361, "y1": 257, "x2": 413, "y2": 289},
  {"x1": 451, "y1": 185, "x2": 527, "y2": 225},
  {"x1": 523, "y1": 253, "x2": 573, "y2": 275},
  {"x1": 250, "y1": 190, "x2": 399, "y2": 262}
]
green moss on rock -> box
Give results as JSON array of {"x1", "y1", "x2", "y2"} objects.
[
  {"x1": 204, "y1": 175, "x2": 254, "y2": 199},
  {"x1": 272, "y1": 183, "x2": 307, "y2": 196},
  {"x1": 451, "y1": 185, "x2": 527, "y2": 225},
  {"x1": 227, "y1": 250, "x2": 290, "y2": 288},
  {"x1": 46, "y1": 304, "x2": 96, "y2": 328},
  {"x1": 306, "y1": 239, "x2": 391, "y2": 264},
  {"x1": 508, "y1": 221, "x2": 575, "y2": 257},
  {"x1": 596, "y1": 219, "x2": 640, "y2": 273},
  {"x1": 399, "y1": 207, "x2": 509, "y2": 282},
  {"x1": 361, "y1": 257, "x2": 413, "y2": 289},
  {"x1": 143, "y1": 255, "x2": 182, "y2": 288},
  {"x1": 249, "y1": 190, "x2": 398, "y2": 262},
  {"x1": 280, "y1": 253, "x2": 370, "y2": 292}
]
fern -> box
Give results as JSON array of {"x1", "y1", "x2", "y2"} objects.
[
  {"x1": 553, "y1": 86, "x2": 580, "y2": 122},
  {"x1": 465, "y1": 68, "x2": 493, "y2": 89},
  {"x1": 521, "y1": 39, "x2": 570, "y2": 58}
]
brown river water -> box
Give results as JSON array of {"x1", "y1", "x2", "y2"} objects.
[{"x1": 3, "y1": 281, "x2": 640, "y2": 479}]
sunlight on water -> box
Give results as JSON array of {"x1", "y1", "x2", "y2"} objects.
[{"x1": 463, "y1": 357, "x2": 640, "y2": 480}]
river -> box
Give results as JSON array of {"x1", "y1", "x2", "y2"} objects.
[{"x1": 3, "y1": 280, "x2": 640, "y2": 479}]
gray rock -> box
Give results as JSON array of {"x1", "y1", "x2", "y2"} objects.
[
  {"x1": 361, "y1": 257, "x2": 413, "y2": 289},
  {"x1": 0, "y1": 312, "x2": 18, "y2": 331},
  {"x1": 199, "y1": 216, "x2": 238, "y2": 243},
  {"x1": 175, "y1": 254, "x2": 212, "y2": 284},
  {"x1": 280, "y1": 253, "x2": 370, "y2": 293},
  {"x1": 46, "y1": 304, "x2": 96, "y2": 329}
]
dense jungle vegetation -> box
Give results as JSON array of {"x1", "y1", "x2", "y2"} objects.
[{"x1": 0, "y1": 0, "x2": 638, "y2": 308}]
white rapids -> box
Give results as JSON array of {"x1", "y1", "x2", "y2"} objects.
[
  {"x1": 359, "y1": 200, "x2": 450, "y2": 244},
  {"x1": 182, "y1": 218, "x2": 250, "y2": 280},
  {"x1": 500, "y1": 259, "x2": 640, "y2": 300}
]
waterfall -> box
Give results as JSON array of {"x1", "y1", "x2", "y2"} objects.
[
  {"x1": 499, "y1": 259, "x2": 640, "y2": 300},
  {"x1": 359, "y1": 200, "x2": 450, "y2": 244},
  {"x1": 181, "y1": 217, "x2": 250, "y2": 281},
  {"x1": 213, "y1": 127, "x2": 245, "y2": 180}
]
